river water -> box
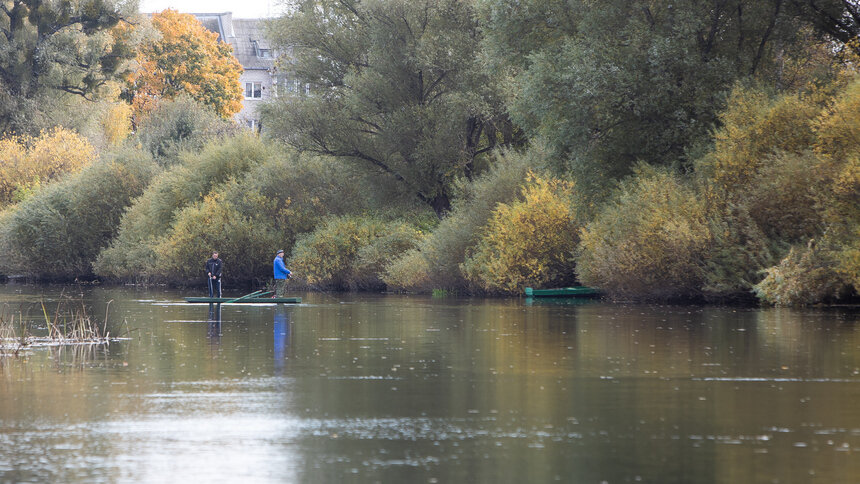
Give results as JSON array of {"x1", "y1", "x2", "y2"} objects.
[{"x1": 0, "y1": 285, "x2": 858, "y2": 483}]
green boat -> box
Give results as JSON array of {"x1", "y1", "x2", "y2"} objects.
[
  {"x1": 184, "y1": 297, "x2": 301, "y2": 304},
  {"x1": 524, "y1": 287, "x2": 601, "y2": 298}
]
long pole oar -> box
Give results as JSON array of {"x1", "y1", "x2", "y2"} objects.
[{"x1": 222, "y1": 289, "x2": 265, "y2": 304}]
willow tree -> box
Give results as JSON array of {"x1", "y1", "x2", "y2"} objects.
[
  {"x1": 262, "y1": 0, "x2": 515, "y2": 218},
  {"x1": 0, "y1": 0, "x2": 137, "y2": 134},
  {"x1": 477, "y1": 0, "x2": 839, "y2": 199}
]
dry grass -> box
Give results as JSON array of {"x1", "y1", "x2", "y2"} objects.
[{"x1": 0, "y1": 298, "x2": 122, "y2": 357}]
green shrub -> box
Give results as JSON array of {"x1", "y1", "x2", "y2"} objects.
[
  {"x1": 94, "y1": 134, "x2": 272, "y2": 280},
  {"x1": 383, "y1": 248, "x2": 433, "y2": 292},
  {"x1": 754, "y1": 239, "x2": 852, "y2": 305},
  {"x1": 753, "y1": 80, "x2": 860, "y2": 304},
  {"x1": 740, "y1": 151, "x2": 828, "y2": 242},
  {"x1": 383, "y1": 146, "x2": 543, "y2": 292},
  {"x1": 0, "y1": 148, "x2": 158, "y2": 279},
  {"x1": 288, "y1": 216, "x2": 422, "y2": 291},
  {"x1": 696, "y1": 86, "x2": 822, "y2": 201},
  {"x1": 462, "y1": 173, "x2": 580, "y2": 294},
  {"x1": 577, "y1": 166, "x2": 711, "y2": 299},
  {"x1": 135, "y1": 151, "x2": 370, "y2": 284},
  {"x1": 134, "y1": 96, "x2": 238, "y2": 164},
  {"x1": 151, "y1": 187, "x2": 280, "y2": 283},
  {"x1": 700, "y1": 205, "x2": 777, "y2": 296},
  {"x1": 691, "y1": 79, "x2": 860, "y2": 302}
]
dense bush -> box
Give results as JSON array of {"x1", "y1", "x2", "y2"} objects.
[
  {"x1": 754, "y1": 240, "x2": 851, "y2": 305},
  {"x1": 0, "y1": 148, "x2": 158, "y2": 279},
  {"x1": 130, "y1": 151, "x2": 371, "y2": 284},
  {"x1": 150, "y1": 187, "x2": 279, "y2": 284},
  {"x1": 383, "y1": 146, "x2": 543, "y2": 292},
  {"x1": 288, "y1": 216, "x2": 422, "y2": 291},
  {"x1": 753, "y1": 78, "x2": 860, "y2": 304},
  {"x1": 94, "y1": 135, "x2": 273, "y2": 280},
  {"x1": 462, "y1": 174, "x2": 580, "y2": 293},
  {"x1": 0, "y1": 128, "x2": 95, "y2": 206},
  {"x1": 696, "y1": 86, "x2": 823, "y2": 202},
  {"x1": 134, "y1": 96, "x2": 238, "y2": 164},
  {"x1": 577, "y1": 166, "x2": 711, "y2": 300}
]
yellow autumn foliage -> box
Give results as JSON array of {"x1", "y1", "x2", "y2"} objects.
[
  {"x1": 0, "y1": 128, "x2": 95, "y2": 206},
  {"x1": 461, "y1": 173, "x2": 580, "y2": 294},
  {"x1": 102, "y1": 103, "x2": 133, "y2": 145},
  {"x1": 577, "y1": 167, "x2": 711, "y2": 299},
  {"x1": 128, "y1": 9, "x2": 243, "y2": 120},
  {"x1": 753, "y1": 77, "x2": 860, "y2": 304},
  {"x1": 698, "y1": 86, "x2": 821, "y2": 202}
]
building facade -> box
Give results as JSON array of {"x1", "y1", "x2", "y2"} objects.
[{"x1": 194, "y1": 12, "x2": 277, "y2": 130}]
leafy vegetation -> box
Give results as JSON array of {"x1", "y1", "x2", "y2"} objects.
[
  {"x1": 289, "y1": 216, "x2": 422, "y2": 291},
  {"x1": 577, "y1": 167, "x2": 711, "y2": 300},
  {"x1": 0, "y1": 149, "x2": 158, "y2": 279},
  {"x1": 0, "y1": 0, "x2": 856, "y2": 307},
  {"x1": 462, "y1": 173, "x2": 581, "y2": 294},
  {"x1": 0, "y1": 128, "x2": 95, "y2": 206},
  {"x1": 0, "y1": 0, "x2": 137, "y2": 134},
  {"x1": 125, "y1": 9, "x2": 244, "y2": 120},
  {"x1": 263, "y1": 0, "x2": 518, "y2": 217}
]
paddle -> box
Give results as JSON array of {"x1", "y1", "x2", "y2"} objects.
[{"x1": 222, "y1": 289, "x2": 265, "y2": 303}]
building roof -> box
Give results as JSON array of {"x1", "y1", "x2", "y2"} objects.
[{"x1": 193, "y1": 12, "x2": 275, "y2": 71}]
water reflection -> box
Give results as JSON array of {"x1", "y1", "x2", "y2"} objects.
[
  {"x1": 207, "y1": 303, "x2": 221, "y2": 341},
  {"x1": 273, "y1": 307, "x2": 291, "y2": 373},
  {"x1": 0, "y1": 286, "x2": 858, "y2": 483}
]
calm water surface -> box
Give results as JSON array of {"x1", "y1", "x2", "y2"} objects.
[{"x1": 1, "y1": 285, "x2": 859, "y2": 483}]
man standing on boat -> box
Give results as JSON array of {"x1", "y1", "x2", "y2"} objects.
[
  {"x1": 273, "y1": 249, "x2": 292, "y2": 297},
  {"x1": 206, "y1": 251, "x2": 223, "y2": 298}
]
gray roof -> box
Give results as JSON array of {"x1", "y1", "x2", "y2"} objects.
[
  {"x1": 229, "y1": 19, "x2": 274, "y2": 70},
  {"x1": 193, "y1": 13, "x2": 275, "y2": 71}
]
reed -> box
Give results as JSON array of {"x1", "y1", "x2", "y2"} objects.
[{"x1": 1, "y1": 298, "x2": 118, "y2": 356}]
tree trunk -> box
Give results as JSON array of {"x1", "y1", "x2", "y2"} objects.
[{"x1": 429, "y1": 192, "x2": 451, "y2": 219}]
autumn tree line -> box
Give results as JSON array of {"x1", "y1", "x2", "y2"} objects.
[{"x1": 0, "y1": 0, "x2": 857, "y2": 305}]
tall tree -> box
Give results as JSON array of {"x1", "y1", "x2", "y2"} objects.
[
  {"x1": 262, "y1": 0, "x2": 516, "y2": 217},
  {"x1": 477, "y1": 0, "x2": 820, "y2": 198},
  {"x1": 125, "y1": 9, "x2": 243, "y2": 119},
  {"x1": 788, "y1": 0, "x2": 860, "y2": 52},
  {"x1": 0, "y1": 0, "x2": 136, "y2": 134}
]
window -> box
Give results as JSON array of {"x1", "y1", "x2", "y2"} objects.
[
  {"x1": 258, "y1": 49, "x2": 271, "y2": 58},
  {"x1": 282, "y1": 79, "x2": 310, "y2": 96},
  {"x1": 245, "y1": 82, "x2": 262, "y2": 99}
]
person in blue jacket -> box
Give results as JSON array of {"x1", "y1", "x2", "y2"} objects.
[{"x1": 273, "y1": 249, "x2": 292, "y2": 297}]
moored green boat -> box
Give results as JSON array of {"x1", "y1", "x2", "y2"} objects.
[
  {"x1": 524, "y1": 287, "x2": 600, "y2": 298},
  {"x1": 185, "y1": 297, "x2": 302, "y2": 304}
]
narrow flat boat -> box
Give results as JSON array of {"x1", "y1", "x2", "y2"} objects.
[
  {"x1": 185, "y1": 296, "x2": 301, "y2": 304},
  {"x1": 524, "y1": 287, "x2": 601, "y2": 298},
  {"x1": 185, "y1": 290, "x2": 300, "y2": 304}
]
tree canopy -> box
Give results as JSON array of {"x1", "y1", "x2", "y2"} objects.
[
  {"x1": 0, "y1": 0, "x2": 136, "y2": 134},
  {"x1": 477, "y1": 0, "x2": 836, "y2": 198},
  {"x1": 125, "y1": 9, "x2": 243, "y2": 119},
  {"x1": 262, "y1": 0, "x2": 518, "y2": 217}
]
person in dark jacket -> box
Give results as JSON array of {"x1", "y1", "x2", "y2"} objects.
[
  {"x1": 205, "y1": 251, "x2": 223, "y2": 298},
  {"x1": 273, "y1": 249, "x2": 292, "y2": 297}
]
